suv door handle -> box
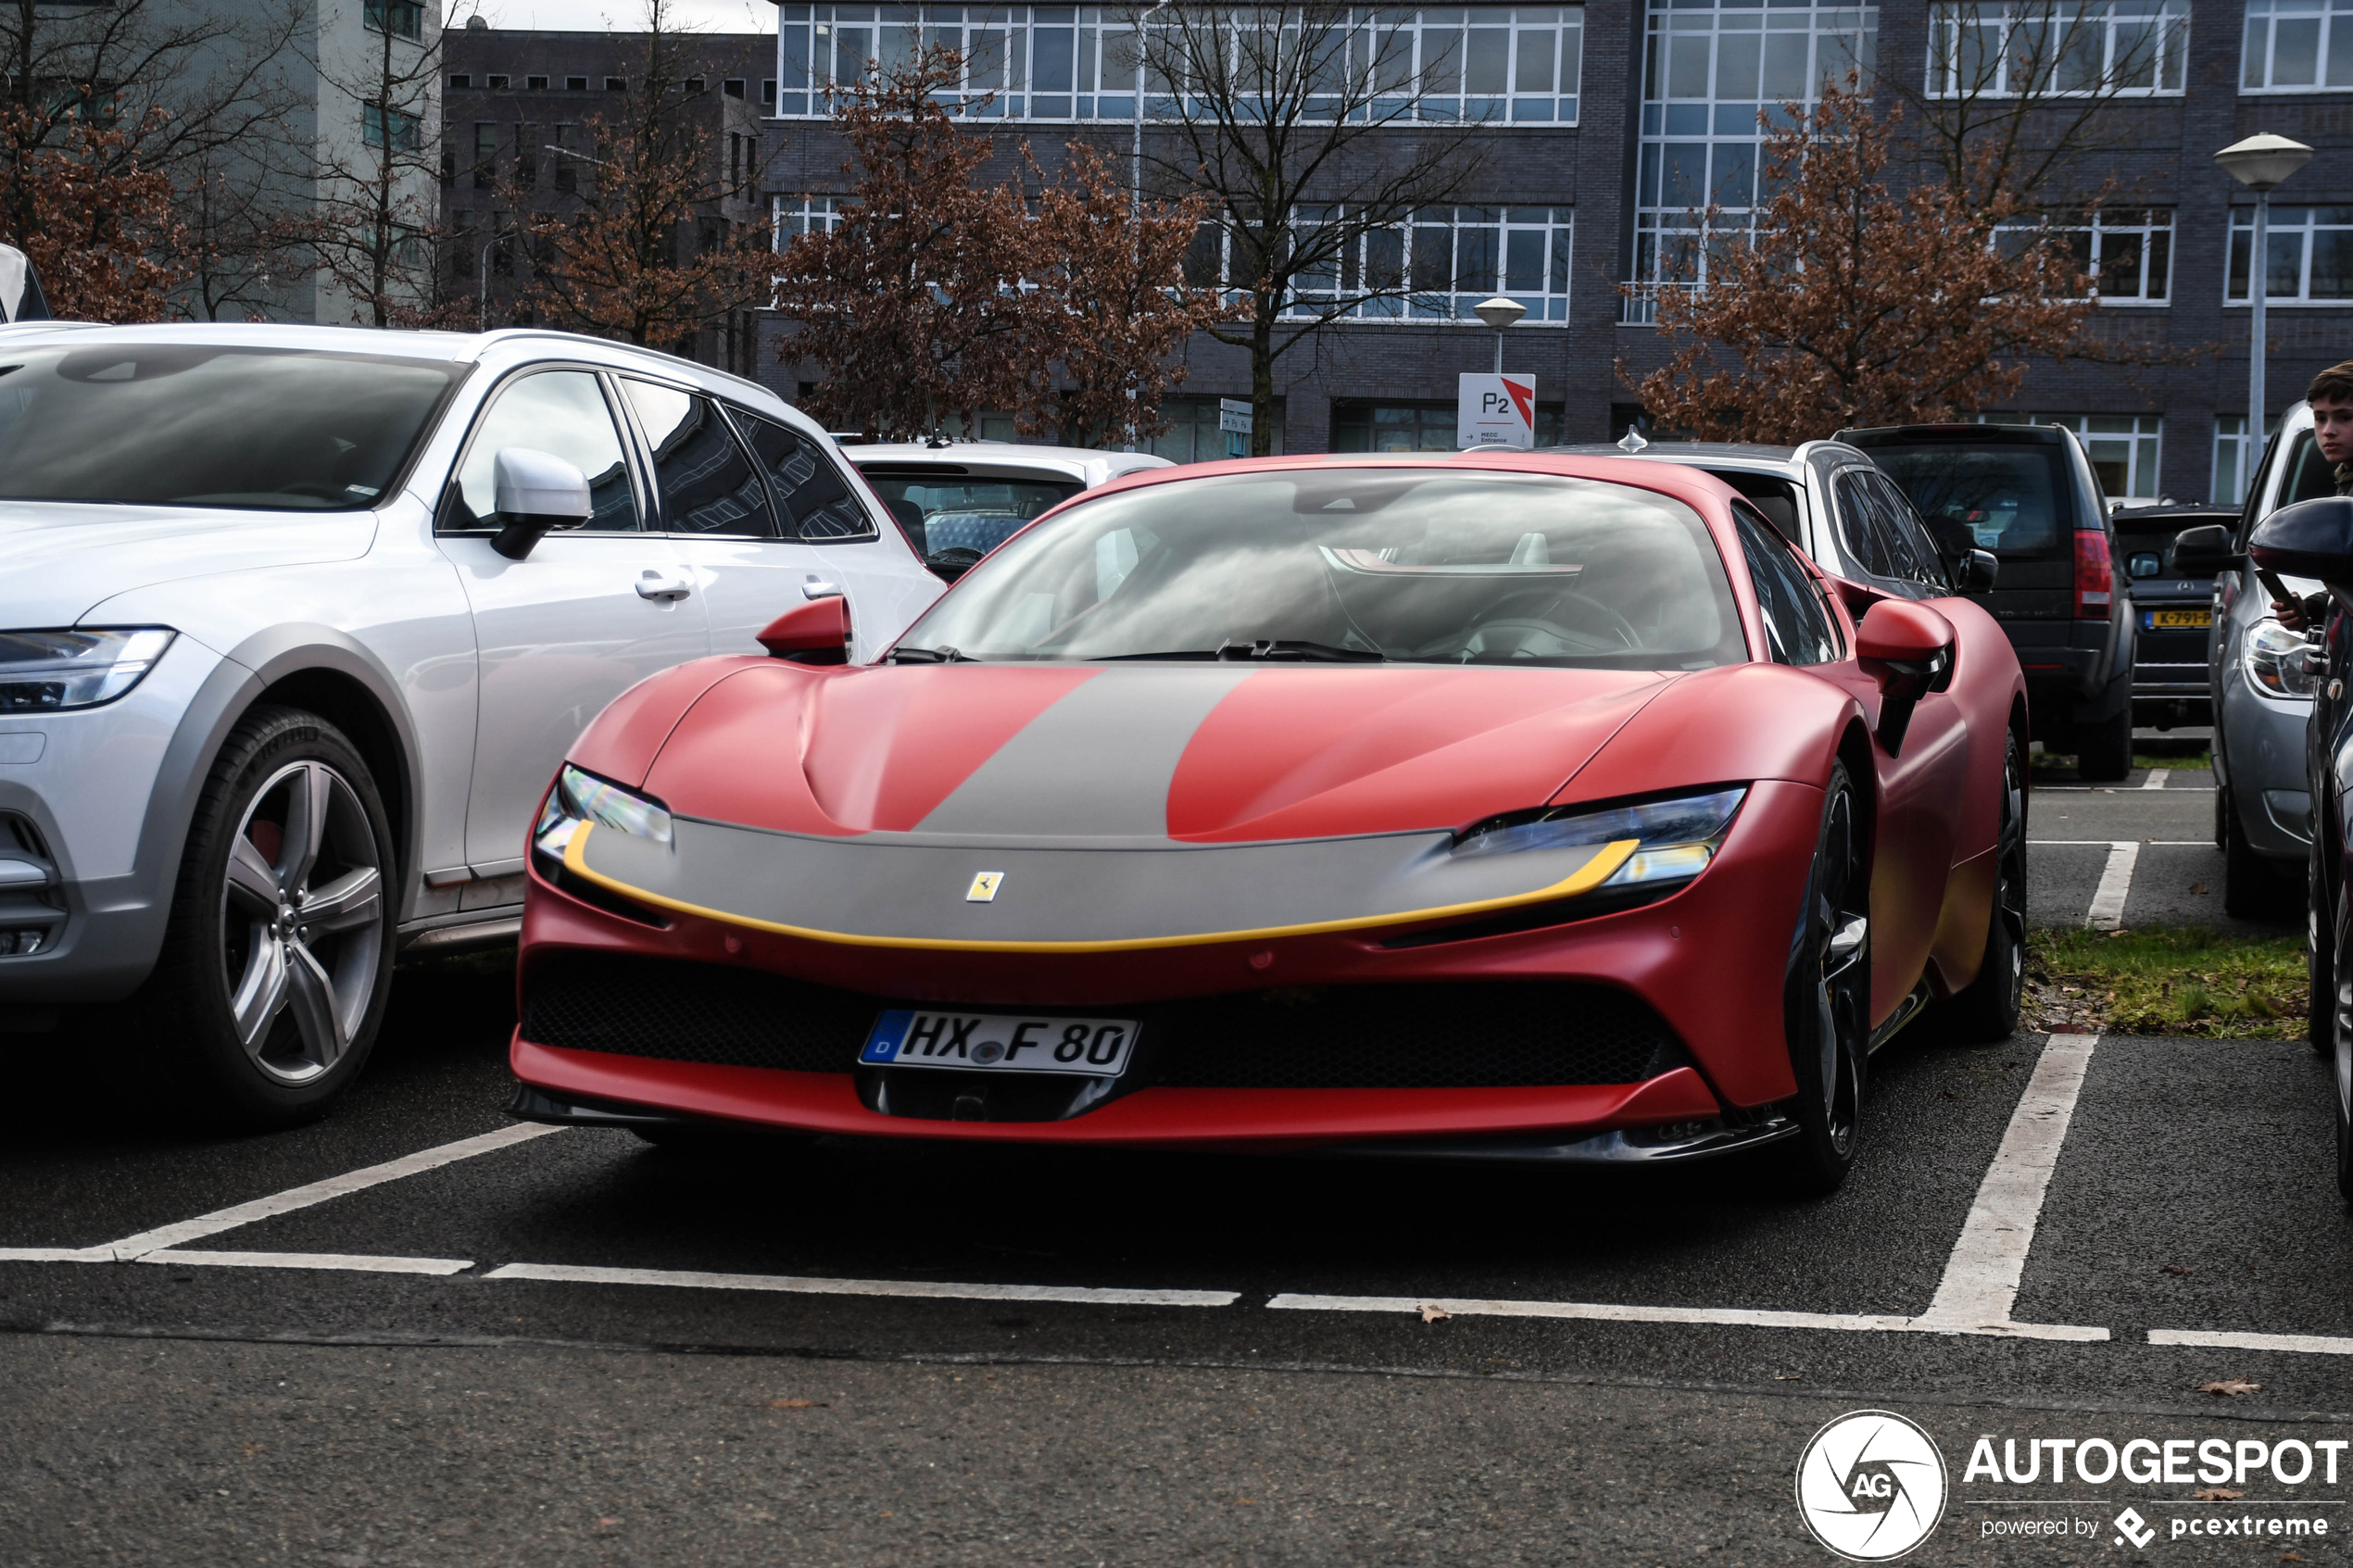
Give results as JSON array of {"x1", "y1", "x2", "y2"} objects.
[{"x1": 635, "y1": 570, "x2": 693, "y2": 603}]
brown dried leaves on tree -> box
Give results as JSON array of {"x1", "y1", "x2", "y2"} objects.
[
  {"x1": 772, "y1": 49, "x2": 1229, "y2": 444},
  {"x1": 1631, "y1": 86, "x2": 2097, "y2": 444},
  {"x1": 0, "y1": 105, "x2": 184, "y2": 323}
]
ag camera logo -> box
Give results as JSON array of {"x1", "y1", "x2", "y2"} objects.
[{"x1": 1796, "y1": 1410, "x2": 1949, "y2": 1561}]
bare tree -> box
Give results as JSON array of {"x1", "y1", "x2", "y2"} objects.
[
  {"x1": 1883, "y1": 0, "x2": 2188, "y2": 206},
  {"x1": 1135, "y1": 2, "x2": 1486, "y2": 453},
  {"x1": 310, "y1": 0, "x2": 444, "y2": 327}
]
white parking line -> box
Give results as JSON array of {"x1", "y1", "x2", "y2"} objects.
[
  {"x1": 483, "y1": 1261, "x2": 1239, "y2": 1308},
  {"x1": 2149, "y1": 1328, "x2": 2353, "y2": 1356},
  {"x1": 2032, "y1": 840, "x2": 2210, "y2": 846},
  {"x1": 2086, "y1": 843, "x2": 2141, "y2": 930},
  {"x1": 1916, "y1": 1033, "x2": 2099, "y2": 1334},
  {"x1": 136, "y1": 1249, "x2": 473, "y2": 1276},
  {"x1": 2143, "y1": 771, "x2": 2169, "y2": 790},
  {"x1": 1261, "y1": 1294, "x2": 2104, "y2": 1340}
]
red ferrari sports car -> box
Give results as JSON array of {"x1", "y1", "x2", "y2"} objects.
[{"x1": 509, "y1": 451, "x2": 2026, "y2": 1192}]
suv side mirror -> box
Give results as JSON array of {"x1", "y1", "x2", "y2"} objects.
[
  {"x1": 489, "y1": 448, "x2": 592, "y2": 560},
  {"x1": 757, "y1": 595, "x2": 851, "y2": 663},
  {"x1": 1957, "y1": 548, "x2": 1998, "y2": 594},
  {"x1": 1856, "y1": 599, "x2": 1957, "y2": 755},
  {"x1": 2171, "y1": 523, "x2": 2244, "y2": 576},
  {"x1": 2250, "y1": 498, "x2": 2353, "y2": 586}
]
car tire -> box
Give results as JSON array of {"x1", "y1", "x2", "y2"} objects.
[
  {"x1": 2076, "y1": 705, "x2": 2132, "y2": 783},
  {"x1": 139, "y1": 706, "x2": 396, "y2": 1130},
  {"x1": 1778, "y1": 760, "x2": 1870, "y2": 1197},
  {"x1": 2314, "y1": 834, "x2": 2336, "y2": 1057},
  {"x1": 2223, "y1": 784, "x2": 2296, "y2": 919},
  {"x1": 1947, "y1": 734, "x2": 2026, "y2": 1043}
]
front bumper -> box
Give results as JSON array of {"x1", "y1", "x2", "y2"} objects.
[{"x1": 510, "y1": 779, "x2": 1828, "y2": 1148}]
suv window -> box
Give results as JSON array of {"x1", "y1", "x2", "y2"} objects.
[
  {"x1": 735, "y1": 413, "x2": 876, "y2": 542},
  {"x1": 619, "y1": 379, "x2": 774, "y2": 537},
  {"x1": 1865, "y1": 470, "x2": 1951, "y2": 590},
  {"x1": 445, "y1": 369, "x2": 638, "y2": 532},
  {"x1": 1864, "y1": 442, "x2": 2073, "y2": 559},
  {"x1": 1832, "y1": 470, "x2": 1895, "y2": 578},
  {"x1": 1735, "y1": 506, "x2": 1841, "y2": 666}
]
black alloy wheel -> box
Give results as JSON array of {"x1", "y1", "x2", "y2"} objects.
[
  {"x1": 140, "y1": 706, "x2": 396, "y2": 1129},
  {"x1": 1947, "y1": 733, "x2": 2027, "y2": 1042},
  {"x1": 1780, "y1": 760, "x2": 1871, "y2": 1196}
]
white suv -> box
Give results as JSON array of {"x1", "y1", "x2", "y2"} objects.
[{"x1": 0, "y1": 323, "x2": 941, "y2": 1123}]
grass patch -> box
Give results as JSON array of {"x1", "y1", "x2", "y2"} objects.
[
  {"x1": 2027, "y1": 751, "x2": 2210, "y2": 774},
  {"x1": 2025, "y1": 926, "x2": 2307, "y2": 1038}
]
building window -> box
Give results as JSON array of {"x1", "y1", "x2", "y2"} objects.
[
  {"x1": 1986, "y1": 412, "x2": 2162, "y2": 497},
  {"x1": 527, "y1": 74, "x2": 548, "y2": 90},
  {"x1": 487, "y1": 74, "x2": 510, "y2": 89},
  {"x1": 451, "y1": 210, "x2": 478, "y2": 282},
  {"x1": 2213, "y1": 414, "x2": 2279, "y2": 504},
  {"x1": 449, "y1": 73, "x2": 472, "y2": 88},
  {"x1": 1997, "y1": 207, "x2": 2171, "y2": 303},
  {"x1": 1151, "y1": 396, "x2": 1287, "y2": 461},
  {"x1": 762, "y1": 78, "x2": 777, "y2": 106},
  {"x1": 1333, "y1": 400, "x2": 1564, "y2": 452},
  {"x1": 363, "y1": 102, "x2": 422, "y2": 150},
  {"x1": 686, "y1": 76, "x2": 706, "y2": 93},
  {"x1": 1629, "y1": 0, "x2": 1877, "y2": 317},
  {"x1": 724, "y1": 77, "x2": 747, "y2": 96},
  {"x1": 773, "y1": 194, "x2": 846, "y2": 248},
  {"x1": 1189, "y1": 206, "x2": 1573, "y2": 323},
  {"x1": 2226, "y1": 205, "x2": 2353, "y2": 302},
  {"x1": 551, "y1": 123, "x2": 580, "y2": 193},
  {"x1": 473, "y1": 121, "x2": 497, "y2": 187},
  {"x1": 516, "y1": 121, "x2": 540, "y2": 188},
  {"x1": 1928, "y1": 0, "x2": 2187, "y2": 96},
  {"x1": 774, "y1": 5, "x2": 1582, "y2": 125},
  {"x1": 364, "y1": 0, "x2": 423, "y2": 39},
  {"x1": 606, "y1": 76, "x2": 626, "y2": 91},
  {"x1": 2243, "y1": 0, "x2": 2353, "y2": 91},
  {"x1": 567, "y1": 75, "x2": 588, "y2": 90}
]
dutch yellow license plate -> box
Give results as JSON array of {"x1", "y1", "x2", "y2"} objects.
[{"x1": 2150, "y1": 608, "x2": 2211, "y2": 629}]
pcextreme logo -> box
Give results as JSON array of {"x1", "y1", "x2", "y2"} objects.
[{"x1": 1796, "y1": 1410, "x2": 1951, "y2": 1562}]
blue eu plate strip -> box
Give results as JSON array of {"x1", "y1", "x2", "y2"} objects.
[{"x1": 862, "y1": 1009, "x2": 913, "y2": 1064}]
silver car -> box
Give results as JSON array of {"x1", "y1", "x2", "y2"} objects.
[
  {"x1": 0, "y1": 323, "x2": 941, "y2": 1123},
  {"x1": 842, "y1": 441, "x2": 1174, "y2": 578},
  {"x1": 2201, "y1": 400, "x2": 2336, "y2": 915}
]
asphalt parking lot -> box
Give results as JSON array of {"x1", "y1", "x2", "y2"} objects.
[{"x1": 6, "y1": 745, "x2": 2351, "y2": 1564}]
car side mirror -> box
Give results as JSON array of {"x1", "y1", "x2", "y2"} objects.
[
  {"x1": 2171, "y1": 522, "x2": 2244, "y2": 576},
  {"x1": 757, "y1": 595, "x2": 851, "y2": 664},
  {"x1": 925, "y1": 546, "x2": 984, "y2": 582},
  {"x1": 1957, "y1": 548, "x2": 1998, "y2": 595},
  {"x1": 1856, "y1": 599, "x2": 1957, "y2": 755},
  {"x1": 489, "y1": 448, "x2": 592, "y2": 561},
  {"x1": 2249, "y1": 498, "x2": 2353, "y2": 585}
]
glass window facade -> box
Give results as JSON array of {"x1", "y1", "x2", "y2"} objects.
[
  {"x1": 1630, "y1": 0, "x2": 1877, "y2": 311},
  {"x1": 2212, "y1": 415, "x2": 2279, "y2": 505},
  {"x1": 1995, "y1": 207, "x2": 2171, "y2": 303},
  {"x1": 1189, "y1": 206, "x2": 1573, "y2": 323},
  {"x1": 2244, "y1": 0, "x2": 2353, "y2": 91},
  {"x1": 1332, "y1": 400, "x2": 1566, "y2": 450},
  {"x1": 1151, "y1": 396, "x2": 1286, "y2": 462},
  {"x1": 1986, "y1": 412, "x2": 2163, "y2": 497},
  {"x1": 774, "y1": 6, "x2": 1582, "y2": 125},
  {"x1": 1928, "y1": 0, "x2": 2186, "y2": 96},
  {"x1": 2226, "y1": 206, "x2": 2353, "y2": 302}
]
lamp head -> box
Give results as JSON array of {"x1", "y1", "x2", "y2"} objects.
[
  {"x1": 1472, "y1": 295, "x2": 1526, "y2": 332},
  {"x1": 2216, "y1": 132, "x2": 2314, "y2": 192}
]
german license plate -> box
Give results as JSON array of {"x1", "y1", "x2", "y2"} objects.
[
  {"x1": 2149, "y1": 608, "x2": 2210, "y2": 629},
  {"x1": 861, "y1": 1010, "x2": 1139, "y2": 1076}
]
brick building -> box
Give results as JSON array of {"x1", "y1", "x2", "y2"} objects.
[{"x1": 456, "y1": 4, "x2": 2353, "y2": 501}]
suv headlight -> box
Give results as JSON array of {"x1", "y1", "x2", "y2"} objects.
[
  {"x1": 1453, "y1": 786, "x2": 1747, "y2": 888},
  {"x1": 534, "y1": 763, "x2": 673, "y2": 867},
  {"x1": 0, "y1": 628, "x2": 175, "y2": 711},
  {"x1": 2243, "y1": 619, "x2": 2320, "y2": 700}
]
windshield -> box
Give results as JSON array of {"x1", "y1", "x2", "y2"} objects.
[
  {"x1": 0, "y1": 345, "x2": 462, "y2": 511},
  {"x1": 858, "y1": 471, "x2": 1082, "y2": 556},
  {"x1": 895, "y1": 468, "x2": 1747, "y2": 670},
  {"x1": 1866, "y1": 443, "x2": 2073, "y2": 559}
]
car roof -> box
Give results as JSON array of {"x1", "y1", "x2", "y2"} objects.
[
  {"x1": 843, "y1": 442, "x2": 1174, "y2": 488},
  {"x1": 1840, "y1": 421, "x2": 2069, "y2": 446},
  {"x1": 2111, "y1": 502, "x2": 2239, "y2": 525},
  {"x1": 1550, "y1": 440, "x2": 1800, "y2": 465}
]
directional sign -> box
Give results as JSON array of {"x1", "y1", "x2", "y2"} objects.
[
  {"x1": 1220, "y1": 397, "x2": 1252, "y2": 458},
  {"x1": 1457, "y1": 373, "x2": 1536, "y2": 451}
]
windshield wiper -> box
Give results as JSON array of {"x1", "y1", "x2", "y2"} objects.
[
  {"x1": 888, "y1": 645, "x2": 976, "y2": 663},
  {"x1": 1089, "y1": 639, "x2": 1387, "y2": 664}
]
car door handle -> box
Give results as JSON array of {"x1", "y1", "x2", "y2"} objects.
[
  {"x1": 802, "y1": 578, "x2": 842, "y2": 600},
  {"x1": 636, "y1": 571, "x2": 693, "y2": 603}
]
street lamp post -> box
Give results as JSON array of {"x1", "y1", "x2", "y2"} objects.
[
  {"x1": 1473, "y1": 295, "x2": 1525, "y2": 373},
  {"x1": 2217, "y1": 132, "x2": 2315, "y2": 491}
]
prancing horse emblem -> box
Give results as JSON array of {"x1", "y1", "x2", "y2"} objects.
[{"x1": 965, "y1": 871, "x2": 1004, "y2": 903}]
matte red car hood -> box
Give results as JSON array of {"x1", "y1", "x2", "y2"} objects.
[{"x1": 642, "y1": 661, "x2": 1680, "y2": 842}]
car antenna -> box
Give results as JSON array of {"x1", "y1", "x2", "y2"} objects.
[{"x1": 1617, "y1": 428, "x2": 1649, "y2": 454}]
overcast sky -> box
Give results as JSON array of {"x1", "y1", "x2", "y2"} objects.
[{"x1": 457, "y1": 0, "x2": 775, "y2": 34}]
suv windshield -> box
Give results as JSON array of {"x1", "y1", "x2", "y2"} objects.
[
  {"x1": 0, "y1": 345, "x2": 462, "y2": 511},
  {"x1": 1864, "y1": 442, "x2": 2074, "y2": 559},
  {"x1": 857, "y1": 471, "x2": 1081, "y2": 556},
  {"x1": 896, "y1": 468, "x2": 1747, "y2": 670}
]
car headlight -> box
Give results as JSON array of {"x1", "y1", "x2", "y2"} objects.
[
  {"x1": 0, "y1": 628, "x2": 174, "y2": 711},
  {"x1": 1453, "y1": 786, "x2": 1747, "y2": 887},
  {"x1": 534, "y1": 764, "x2": 673, "y2": 867},
  {"x1": 2243, "y1": 618, "x2": 2320, "y2": 699}
]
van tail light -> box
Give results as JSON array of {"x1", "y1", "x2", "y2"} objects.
[{"x1": 2074, "y1": 531, "x2": 2112, "y2": 620}]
